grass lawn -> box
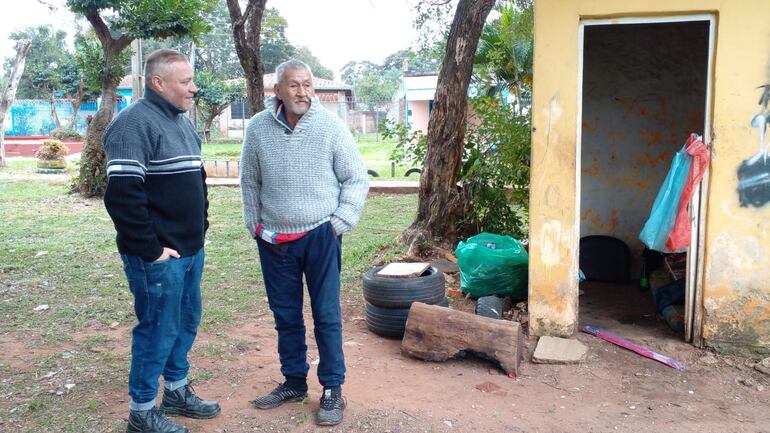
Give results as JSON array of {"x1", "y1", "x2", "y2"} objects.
[
  {"x1": 201, "y1": 132, "x2": 421, "y2": 181},
  {"x1": 0, "y1": 170, "x2": 416, "y2": 431}
]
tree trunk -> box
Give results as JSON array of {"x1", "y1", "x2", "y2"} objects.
[
  {"x1": 402, "y1": 0, "x2": 496, "y2": 254},
  {"x1": 401, "y1": 302, "x2": 524, "y2": 376},
  {"x1": 0, "y1": 40, "x2": 31, "y2": 168},
  {"x1": 50, "y1": 92, "x2": 62, "y2": 131},
  {"x1": 67, "y1": 98, "x2": 82, "y2": 131},
  {"x1": 76, "y1": 36, "x2": 131, "y2": 196},
  {"x1": 203, "y1": 113, "x2": 215, "y2": 143},
  {"x1": 226, "y1": 0, "x2": 267, "y2": 116},
  {"x1": 66, "y1": 84, "x2": 85, "y2": 130}
]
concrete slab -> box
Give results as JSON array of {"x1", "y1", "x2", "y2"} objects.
[{"x1": 532, "y1": 336, "x2": 588, "y2": 364}]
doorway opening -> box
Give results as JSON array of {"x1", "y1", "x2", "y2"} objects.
[{"x1": 576, "y1": 17, "x2": 713, "y2": 343}]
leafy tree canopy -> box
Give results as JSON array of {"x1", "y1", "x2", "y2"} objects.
[
  {"x1": 67, "y1": 0, "x2": 215, "y2": 41},
  {"x1": 473, "y1": 0, "x2": 533, "y2": 111},
  {"x1": 260, "y1": 7, "x2": 295, "y2": 73},
  {"x1": 5, "y1": 26, "x2": 70, "y2": 99}
]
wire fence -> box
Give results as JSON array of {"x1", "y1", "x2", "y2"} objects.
[{"x1": 225, "y1": 96, "x2": 399, "y2": 135}]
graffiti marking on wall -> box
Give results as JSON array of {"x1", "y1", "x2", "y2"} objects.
[{"x1": 737, "y1": 103, "x2": 770, "y2": 207}]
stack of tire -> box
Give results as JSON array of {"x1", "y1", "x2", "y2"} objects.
[{"x1": 362, "y1": 265, "x2": 448, "y2": 338}]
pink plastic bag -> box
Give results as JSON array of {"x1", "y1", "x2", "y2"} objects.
[{"x1": 666, "y1": 134, "x2": 710, "y2": 251}]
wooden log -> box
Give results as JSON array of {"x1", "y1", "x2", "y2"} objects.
[{"x1": 401, "y1": 302, "x2": 523, "y2": 375}]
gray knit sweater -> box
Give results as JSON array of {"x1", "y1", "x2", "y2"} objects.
[{"x1": 240, "y1": 96, "x2": 369, "y2": 238}]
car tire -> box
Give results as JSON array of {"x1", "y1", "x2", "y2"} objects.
[
  {"x1": 365, "y1": 298, "x2": 450, "y2": 338},
  {"x1": 362, "y1": 265, "x2": 446, "y2": 308}
]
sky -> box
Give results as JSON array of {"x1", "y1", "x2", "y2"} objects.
[{"x1": 0, "y1": 0, "x2": 420, "y2": 80}]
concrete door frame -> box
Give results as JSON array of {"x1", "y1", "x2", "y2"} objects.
[{"x1": 576, "y1": 14, "x2": 716, "y2": 345}]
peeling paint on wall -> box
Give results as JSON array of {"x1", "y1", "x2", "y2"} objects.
[
  {"x1": 540, "y1": 219, "x2": 563, "y2": 266},
  {"x1": 703, "y1": 232, "x2": 770, "y2": 355}
]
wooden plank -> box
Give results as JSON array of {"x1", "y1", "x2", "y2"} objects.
[{"x1": 375, "y1": 262, "x2": 430, "y2": 278}]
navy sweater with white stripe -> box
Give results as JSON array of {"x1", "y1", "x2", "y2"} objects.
[{"x1": 103, "y1": 87, "x2": 208, "y2": 262}]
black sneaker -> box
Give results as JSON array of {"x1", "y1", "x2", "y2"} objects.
[
  {"x1": 317, "y1": 387, "x2": 346, "y2": 426},
  {"x1": 159, "y1": 383, "x2": 221, "y2": 419},
  {"x1": 126, "y1": 407, "x2": 189, "y2": 433},
  {"x1": 253, "y1": 382, "x2": 307, "y2": 409}
]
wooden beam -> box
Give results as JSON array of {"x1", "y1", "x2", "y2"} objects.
[{"x1": 401, "y1": 302, "x2": 524, "y2": 375}]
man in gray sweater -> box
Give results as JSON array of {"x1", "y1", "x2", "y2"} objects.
[{"x1": 240, "y1": 59, "x2": 369, "y2": 426}]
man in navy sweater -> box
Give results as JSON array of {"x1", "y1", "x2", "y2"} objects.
[{"x1": 104, "y1": 48, "x2": 220, "y2": 433}]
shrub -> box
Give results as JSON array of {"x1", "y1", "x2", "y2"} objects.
[
  {"x1": 379, "y1": 119, "x2": 427, "y2": 166},
  {"x1": 35, "y1": 139, "x2": 70, "y2": 160},
  {"x1": 458, "y1": 96, "x2": 531, "y2": 239},
  {"x1": 50, "y1": 128, "x2": 83, "y2": 140}
]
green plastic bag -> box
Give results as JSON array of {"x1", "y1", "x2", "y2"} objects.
[{"x1": 454, "y1": 232, "x2": 529, "y2": 300}]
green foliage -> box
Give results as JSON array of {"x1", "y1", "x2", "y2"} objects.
[
  {"x1": 353, "y1": 70, "x2": 400, "y2": 111},
  {"x1": 341, "y1": 47, "x2": 439, "y2": 111},
  {"x1": 380, "y1": 48, "x2": 442, "y2": 75},
  {"x1": 5, "y1": 26, "x2": 70, "y2": 99},
  {"x1": 379, "y1": 119, "x2": 427, "y2": 166},
  {"x1": 473, "y1": 0, "x2": 533, "y2": 112},
  {"x1": 67, "y1": 0, "x2": 216, "y2": 41},
  {"x1": 459, "y1": 96, "x2": 531, "y2": 239},
  {"x1": 74, "y1": 32, "x2": 131, "y2": 92},
  {"x1": 261, "y1": 7, "x2": 295, "y2": 73},
  {"x1": 412, "y1": 1, "x2": 454, "y2": 64},
  {"x1": 35, "y1": 139, "x2": 70, "y2": 161},
  {"x1": 340, "y1": 61, "x2": 379, "y2": 84},
  {"x1": 193, "y1": 70, "x2": 244, "y2": 119},
  {"x1": 66, "y1": 0, "x2": 216, "y2": 90},
  {"x1": 51, "y1": 128, "x2": 84, "y2": 140}
]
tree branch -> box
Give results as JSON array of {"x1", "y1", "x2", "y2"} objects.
[
  {"x1": 84, "y1": 10, "x2": 112, "y2": 46},
  {"x1": 240, "y1": 0, "x2": 256, "y2": 28}
]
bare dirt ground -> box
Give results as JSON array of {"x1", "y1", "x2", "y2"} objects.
[{"x1": 2, "y1": 281, "x2": 769, "y2": 433}]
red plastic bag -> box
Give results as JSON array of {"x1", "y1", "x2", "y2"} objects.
[{"x1": 666, "y1": 134, "x2": 710, "y2": 251}]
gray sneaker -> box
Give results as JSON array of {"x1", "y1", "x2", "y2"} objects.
[
  {"x1": 317, "y1": 387, "x2": 346, "y2": 426},
  {"x1": 253, "y1": 382, "x2": 307, "y2": 409}
]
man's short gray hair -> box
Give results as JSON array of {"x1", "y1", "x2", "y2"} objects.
[
  {"x1": 144, "y1": 48, "x2": 189, "y2": 81},
  {"x1": 275, "y1": 59, "x2": 314, "y2": 84}
]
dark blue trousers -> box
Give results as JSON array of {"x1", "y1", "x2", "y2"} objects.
[{"x1": 256, "y1": 221, "x2": 345, "y2": 387}]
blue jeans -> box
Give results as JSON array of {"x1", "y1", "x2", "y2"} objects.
[
  {"x1": 120, "y1": 248, "x2": 205, "y2": 404},
  {"x1": 256, "y1": 222, "x2": 345, "y2": 387}
]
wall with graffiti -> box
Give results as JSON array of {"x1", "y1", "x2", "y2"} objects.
[
  {"x1": 580, "y1": 22, "x2": 708, "y2": 265},
  {"x1": 738, "y1": 86, "x2": 770, "y2": 207}
]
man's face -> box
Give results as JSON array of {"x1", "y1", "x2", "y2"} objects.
[
  {"x1": 274, "y1": 67, "x2": 314, "y2": 118},
  {"x1": 154, "y1": 61, "x2": 196, "y2": 112}
]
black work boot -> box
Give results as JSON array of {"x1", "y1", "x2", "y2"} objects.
[
  {"x1": 317, "y1": 386, "x2": 346, "y2": 426},
  {"x1": 159, "y1": 383, "x2": 221, "y2": 419},
  {"x1": 126, "y1": 407, "x2": 189, "y2": 433}
]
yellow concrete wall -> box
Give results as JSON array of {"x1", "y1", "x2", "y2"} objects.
[{"x1": 531, "y1": 0, "x2": 770, "y2": 354}]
